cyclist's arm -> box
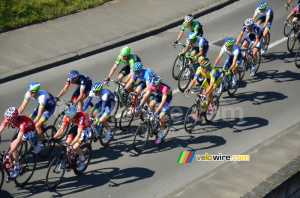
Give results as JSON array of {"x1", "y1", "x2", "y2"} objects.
[
  {"x1": 197, "y1": 47, "x2": 204, "y2": 57},
  {"x1": 18, "y1": 99, "x2": 29, "y2": 114},
  {"x1": 71, "y1": 127, "x2": 83, "y2": 146},
  {"x1": 33, "y1": 105, "x2": 44, "y2": 123},
  {"x1": 156, "y1": 95, "x2": 167, "y2": 114},
  {"x1": 188, "y1": 68, "x2": 201, "y2": 90},
  {"x1": 230, "y1": 56, "x2": 238, "y2": 71},
  {"x1": 0, "y1": 125, "x2": 5, "y2": 135},
  {"x1": 53, "y1": 126, "x2": 66, "y2": 139},
  {"x1": 236, "y1": 31, "x2": 244, "y2": 45},
  {"x1": 96, "y1": 101, "x2": 108, "y2": 119},
  {"x1": 8, "y1": 132, "x2": 23, "y2": 154},
  {"x1": 141, "y1": 82, "x2": 151, "y2": 95},
  {"x1": 176, "y1": 30, "x2": 184, "y2": 42},
  {"x1": 286, "y1": 0, "x2": 292, "y2": 8},
  {"x1": 213, "y1": 53, "x2": 223, "y2": 67},
  {"x1": 286, "y1": 11, "x2": 295, "y2": 21},
  {"x1": 139, "y1": 90, "x2": 151, "y2": 107},
  {"x1": 107, "y1": 64, "x2": 118, "y2": 79},
  {"x1": 183, "y1": 44, "x2": 190, "y2": 53},
  {"x1": 57, "y1": 83, "x2": 70, "y2": 98},
  {"x1": 82, "y1": 96, "x2": 92, "y2": 112},
  {"x1": 253, "y1": 34, "x2": 260, "y2": 47},
  {"x1": 124, "y1": 69, "x2": 133, "y2": 84},
  {"x1": 125, "y1": 76, "x2": 135, "y2": 90}
]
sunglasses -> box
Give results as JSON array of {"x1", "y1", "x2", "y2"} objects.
[
  {"x1": 93, "y1": 90, "x2": 99, "y2": 93},
  {"x1": 29, "y1": 91, "x2": 36, "y2": 94}
]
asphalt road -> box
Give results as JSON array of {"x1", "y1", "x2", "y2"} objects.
[{"x1": 1, "y1": 0, "x2": 300, "y2": 197}]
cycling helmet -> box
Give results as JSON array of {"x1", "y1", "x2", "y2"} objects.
[
  {"x1": 184, "y1": 14, "x2": 194, "y2": 22},
  {"x1": 120, "y1": 46, "x2": 130, "y2": 56},
  {"x1": 28, "y1": 82, "x2": 40, "y2": 91},
  {"x1": 92, "y1": 82, "x2": 103, "y2": 92},
  {"x1": 200, "y1": 58, "x2": 211, "y2": 68},
  {"x1": 151, "y1": 76, "x2": 162, "y2": 87},
  {"x1": 258, "y1": 1, "x2": 267, "y2": 10},
  {"x1": 69, "y1": 70, "x2": 79, "y2": 80},
  {"x1": 245, "y1": 18, "x2": 254, "y2": 26},
  {"x1": 132, "y1": 62, "x2": 143, "y2": 72},
  {"x1": 4, "y1": 107, "x2": 18, "y2": 120},
  {"x1": 188, "y1": 32, "x2": 197, "y2": 40},
  {"x1": 65, "y1": 106, "x2": 77, "y2": 118},
  {"x1": 224, "y1": 37, "x2": 235, "y2": 47}
]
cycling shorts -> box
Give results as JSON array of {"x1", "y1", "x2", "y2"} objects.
[
  {"x1": 151, "y1": 94, "x2": 172, "y2": 114},
  {"x1": 67, "y1": 125, "x2": 90, "y2": 144}
]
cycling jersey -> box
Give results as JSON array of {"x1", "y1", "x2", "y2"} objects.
[
  {"x1": 253, "y1": 7, "x2": 274, "y2": 19},
  {"x1": 1, "y1": 115, "x2": 35, "y2": 134},
  {"x1": 115, "y1": 53, "x2": 140, "y2": 68},
  {"x1": 82, "y1": 88, "x2": 115, "y2": 111},
  {"x1": 66, "y1": 74, "x2": 92, "y2": 89},
  {"x1": 131, "y1": 68, "x2": 156, "y2": 83},
  {"x1": 24, "y1": 90, "x2": 54, "y2": 107},
  {"x1": 148, "y1": 82, "x2": 172, "y2": 97},
  {"x1": 220, "y1": 45, "x2": 241, "y2": 57},
  {"x1": 186, "y1": 35, "x2": 209, "y2": 49},
  {"x1": 195, "y1": 66, "x2": 221, "y2": 83},
  {"x1": 62, "y1": 111, "x2": 91, "y2": 129},
  {"x1": 181, "y1": 20, "x2": 203, "y2": 36},
  {"x1": 242, "y1": 23, "x2": 263, "y2": 38}
]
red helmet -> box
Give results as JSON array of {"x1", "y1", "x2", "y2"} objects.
[{"x1": 4, "y1": 107, "x2": 18, "y2": 120}]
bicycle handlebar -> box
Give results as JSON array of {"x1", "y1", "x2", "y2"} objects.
[
  {"x1": 56, "y1": 99, "x2": 72, "y2": 106},
  {"x1": 105, "y1": 79, "x2": 125, "y2": 87},
  {"x1": 173, "y1": 42, "x2": 186, "y2": 49}
]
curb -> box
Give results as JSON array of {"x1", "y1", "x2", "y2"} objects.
[{"x1": 0, "y1": 0, "x2": 238, "y2": 84}]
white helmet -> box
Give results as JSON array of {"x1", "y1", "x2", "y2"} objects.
[
  {"x1": 184, "y1": 14, "x2": 194, "y2": 22},
  {"x1": 4, "y1": 107, "x2": 18, "y2": 120},
  {"x1": 245, "y1": 18, "x2": 254, "y2": 26}
]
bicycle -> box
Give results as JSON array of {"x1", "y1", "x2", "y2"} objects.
[
  {"x1": 16, "y1": 124, "x2": 56, "y2": 158},
  {"x1": 287, "y1": 21, "x2": 300, "y2": 52},
  {"x1": 177, "y1": 55, "x2": 204, "y2": 92},
  {"x1": 294, "y1": 40, "x2": 300, "y2": 68},
  {"x1": 45, "y1": 141, "x2": 92, "y2": 190},
  {"x1": 0, "y1": 148, "x2": 36, "y2": 190},
  {"x1": 240, "y1": 43, "x2": 261, "y2": 77},
  {"x1": 88, "y1": 116, "x2": 117, "y2": 147},
  {"x1": 132, "y1": 109, "x2": 171, "y2": 153},
  {"x1": 172, "y1": 42, "x2": 186, "y2": 80},
  {"x1": 184, "y1": 92, "x2": 219, "y2": 133},
  {"x1": 217, "y1": 69, "x2": 241, "y2": 97},
  {"x1": 284, "y1": 18, "x2": 293, "y2": 37}
]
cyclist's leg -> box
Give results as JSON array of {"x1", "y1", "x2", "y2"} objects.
[
  {"x1": 65, "y1": 125, "x2": 78, "y2": 145},
  {"x1": 158, "y1": 95, "x2": 172, "y2": 130},
  {"x1": 135, "y1": 81, "x2": 146, "y2": 95},
  {"x1": 117, "y1": 65, "x2": 130, "y2": 83},
  {"x1": 149, "y1": 95, "x2": 160, "y2": 112},
  {"x1": 223, "y1": 55, "x2": 232, "y2": 71},
  {"x1": 71, "y1": 86, "x2": 80, "y2": 104},
  {"x1": 253, "y1": 36, "x2": 263, "y2": 64}
]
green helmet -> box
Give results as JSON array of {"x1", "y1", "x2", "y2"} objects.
[
  {"x1": 28, "y1": 82, "x2": 40, "y2": 91},
  {"x1": 258, "y1": 1, "x2": 267, "y2": 10},
  {"x1": 120, "y1": 46, "x2": 130, "y2": 56},
  {"x1": 224, "y1": 37, "x2": 235, "y2": 47},
  {"x1": 188, "y1": 32, "x2": 197, "y2": 40}
]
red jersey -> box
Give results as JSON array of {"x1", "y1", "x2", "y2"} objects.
[
  {"x1": 62, "y1": 111, "x2": 91, "y2": 128},
  {"x1": 1, "y1": 115, "x2": 35, "y2": 134}
]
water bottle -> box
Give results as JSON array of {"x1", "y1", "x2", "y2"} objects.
[
  {"x1": 31, "y1": 133, "x2": 38, "y2": 145},
  {"x1": 96, "y1": 123, "x2": 103, "y2": 133}
]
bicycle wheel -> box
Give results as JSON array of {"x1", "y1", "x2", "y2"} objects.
[
  {"x1": 284, "y1": 20, "x2": 292, "y2": 37},
  {"x1": 38, "y1": 125, "x2": 56, "y2": 158},
  {"x1": 184, "y1": 104, "x2": 200, "y2": 133},
  {"x1": 178, "y1": 66, "x2": 194, "y2": 92},
  {"x1": 119, "y1": 103, "x2": 136, "y2": 131},
  {"x1": 14, "y1": 151, "x2": 36, "y2": 187},
  {"x1": 160, "y1": 112, "x2": 171, "y2": 141},
  {"x1": 262, "y1": 32, "x2": 270, "y2": 54},
  {"x1": 227, "y1": 71, "x2": 241, "y2": 96},
  {"x1": 172, "y1": 55, "x2": 185, "y2": 80},
  {"x1": 239, "y1": 59, "x2": 247, "y2": 81},
  {"x1": 18, "y1": 141, "x2": 28, "y2": 156},
  {"x1": 287, "y1": 29, "x2": 297, "y2": 52},
  {"x1": 53, "y1": 112, "x2": 69, "y2": 141},
  {"x1": 204, "y1": 96, "x2": 220, "y2": 123},
  {"x1": 100, "y1": 116, "x2": 117, "y2": 147},
  {"x1": 295, "y1": 47, "x2": 300, "y2": 68},
  {"x1": 45, "y1": 156, "x2": 66, "y2": 190},
  {"x1": 133, "y1": 121, "x2": 150, "y2": 153},
  {"x1": 0, "y1": 167, "x2": 4, "y2": 190},
  {"x1": 73, "y1": 143, "x2": 92, "y2": 175},
  {"x1": 112, "y1": 93, "x2": 120, "y2": 117},
  {"x1": 253, "y1": 50, "x2": 261, "y2": 75}
]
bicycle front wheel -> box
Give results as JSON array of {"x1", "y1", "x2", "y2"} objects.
[
  {"x1": 262, "y1": 32, "x2": 270, "y2": 53},
  {"x1": 0, "y1": 167, "x2": 4, "y2": 190},
  {"x1": 100, "y1": 116, "x2": 117, "y2": 147},
  {"x1": 204, "y1": 96, "x2": 220, "y2": 123},
  {"x1": 284, "y1": 20, "x2": 292, "y2": 37},
  {"x1": 295, "y1": 47, "x2": 300, "y2": 68},
  {"x1": 14, "y1": 151, "x2": 36, "y2": 187},
  {"x1": 38, "y1": 125, "x2": 56, "y2": 158},
  {"x1": 178, "y1": 66, "x2": 194, "y2": 92},
  {"x1": 184, "y1": 104, "x2": 200, "y2": 133},
  {"x1": 172, "y1": 55, "x2": 185, "y2": 80},
  {"x1": 253, "y1": 50, "x2": 261, "y2": 75},
  {"x1": 53, "y1": 112, "x2": 69, "y2": 141},
  {"x1": 133, "y1": 121, "x2": 150, "y2": 153},
  {"x1": 73, "y1": 143, "x2": 92, "y2": 175},
  {"x1": 45, "y1": 157, "x2": 66, "y2": 190},
  {"x1": 119, "y1": 103, "x2": 136, "y2": 131},
  {"x1": 287, "y1": 29, "x2": 296, "y2": 52},
  {"x1": 239, "y1": 59, "x2": 247, "y2": 81},
  {"x1": 112, "y1": 93, "x2": 120, "y2": 117}
]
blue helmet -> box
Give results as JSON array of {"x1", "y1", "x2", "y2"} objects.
[
  {"x1": 132, "y1": 62, "x2": 143, "y2": 72},
  {"x1": 69, "y1": 70, "x2": 79, "y2": 79},
  {"x1": 92, "y1": 82, "x2": 103, "y2": 92},
  {"x1": 258, "y1": 1, "x2": 267, "y2": 10},
  {"x1": 27, "y1": 82, "x2": 40, "y2": 91},
  {"x1": 224, "y1": 37, "x2": 235, "y2": 47},
  {"x1": 65, "y1": 106, "x2": 77, "y2": 118}
]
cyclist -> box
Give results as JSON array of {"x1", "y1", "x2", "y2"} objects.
[
  {"x1": 285, "y1": 0, "x2": 300, "y2": 8},
  {"x1": 137, "y1": 76, "x2": 172, "y2": 144},
  {"x1": 285, "y1": 4, "x2": 300, "y2": 24},
  {"x1": 181, "y1": 32, "x2": 209, "y2": 68},
  {"x1": 0, "y1": 107, "x2": 36, "y2": 178},
  {"x1": 124, "y1": 62, "x2": 156, "y2": 97},
  {"x1": 51, "y1": 106, "x2": 91, "y2": 171},
  {"x1": 82, "y1": 82, "x2": 115, "y2": 140},
  {"x1": 104, "y1": 46, "x2": 141, "y2": 86},
  {"x1": 174, "y1": 14, "x2": 203, "y2": 45},
  {"x1": 184, "y1": 58, "x2": 221, "y2": 114},
  {"x1": 236, "y1": 18, "x2": 263, "y2": 76},
  {"x1": 18, "y1": 82, "x2": 56, "y2": 153},
  {"x1": 56, "y1": 70, "x2": 92, "y2": 111},
  {"x1": 253, "y1": 1, "x2": 274, "y2": 55},
  {"x1": 213, "y1": 37, "x2": 242, "y2": 86}
]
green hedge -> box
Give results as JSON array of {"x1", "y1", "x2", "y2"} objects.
[{"x1": 0, "y1": 0, "x2": 111, "y2": 32}]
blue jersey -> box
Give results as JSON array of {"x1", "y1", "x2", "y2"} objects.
[
  {"x1": 67, "y1": 74, "x2": 92, "y2": 89},
  {"x1": 131, "y1": 68, "x2": 156, "y2": 83}
]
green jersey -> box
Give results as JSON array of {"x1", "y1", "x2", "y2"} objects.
[{"x1": 115, "y1": 53, "x2": 139, "y2": 68}]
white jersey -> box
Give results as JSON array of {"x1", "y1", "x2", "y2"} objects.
[
  {"x1": 220, "y1": 45, "x2": 240, "y2": 57},
  {"x1": 186, "y1": 36, "x2": 208, "y2": 48},
  {"x1": 24, "y1": 90, "x2": 52, "y2": 106},
  {"x1": 253, "y1": 7, "x2": 273, "y2": 18},
  {"x1": 88, "y1": 88, "x2": 112, "y2": 102}
]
